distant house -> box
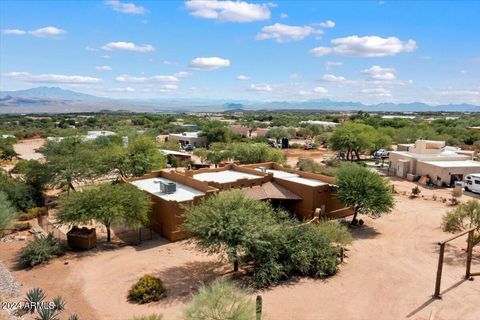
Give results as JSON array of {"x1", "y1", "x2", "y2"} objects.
[
  {"x1": 130, "y1": 162, "x2": 353, "y2": 241},
  {"x1": 160, "y1": 149, "x2": 192, "y2": 164},
  {"x1": 84, "y1": 130, "x2": 116, "y2": 140},
  {"x1": 299, "y1": 120, "x2": 339, "y2": 129},
  {"x1": 167, "y1": 132, "x2": 207, "y2": 148},
  {"x1": 389, "y1": 140, "x2": 479, "y2": 186},
  {"x1": 228, "y1": 125, "x2": 250, "y2": 136}
]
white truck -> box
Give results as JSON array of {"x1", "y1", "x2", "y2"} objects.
[{"x1": 463, "y1": 173, "x2": 480, "y2": 193}]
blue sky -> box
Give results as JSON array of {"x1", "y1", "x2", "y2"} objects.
[{"x1": 1, "y1": 0, "x2": 479, "y2": 104}]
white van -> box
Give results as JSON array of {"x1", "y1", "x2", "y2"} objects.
[{"x1": 464, "y1": 174, "x2": 480, "y2": 193}]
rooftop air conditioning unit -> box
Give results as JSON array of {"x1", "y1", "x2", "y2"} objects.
[{"x1": 159, "y1": 181, "x2": 177, "y2": 194}]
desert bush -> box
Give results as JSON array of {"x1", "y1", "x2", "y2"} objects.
[
  {"x1": 0, "y1": 191, "x2": 15, "y2": 229},
  {"x1": 20, "y1": 234, "x2": 65, "y2": 267},
  {"x1": 184, "y1": 279, "x2": 255, "y2": 320},
  {"x1": 410, "y1": 186, "x2": 421, "y2": 198},
  {"x1": 128, "y1": 275, "x2": 166, "y2": 304},
  {"x1": 16, "y1": 207, "x2": 48, "y2": 221},
  {"x1": 130, "y1": 314, "x2": 163, "y2": 320},
  {"x1": 13, "y1": 221, "x2": 30, "y2": 231},
  {"x1": 442, "y1": 200, "x2": 480, "y2": 232},
  {"x1": 289, "y1": 143, "x2": 303, "y2": 149}
]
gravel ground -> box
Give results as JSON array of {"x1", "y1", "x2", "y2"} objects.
[{"x1": 0, "y1": 261, "x2": 20, "y2": 298}]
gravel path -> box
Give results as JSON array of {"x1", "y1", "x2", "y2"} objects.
[{"x1": 0, "y1": 261, "x2": 20, "y2": 298}]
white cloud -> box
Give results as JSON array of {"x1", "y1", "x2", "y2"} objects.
[
  {"x1": 85, "y1": 46, "x2": 99, "y2": 52},
  {"x1": 2, "y1": 29, "x2": 27, "y2": 35},
  {"x1": 102, "y1": 41, "x2": 155, "y2": 52},
  {"x1": 95, "y1": 66, "x2": 112, "y2": 72},
  {"x1": 29, "y1": 26, "x2": 66, "y2": 37},
  {"x1": 107, "y1": 87, "x2": 135, "y2": 93},
  {"x1": 325, "y1": 61, "x2": 343, "y2": 70},
  {"x1": 115, "y1": 74, "x2": 179, "y2": 83},
  {"x1": 322, "y1": 74, "x2": 347, "y2": 82},
  {"x1": 280, "y1": 13, "x2": 288, "y2": 19},
  {"x1": 256, "y1": 23, "x2": 322, "y2": 43},
  {"x1": 361, "y1": 65, "x2": 396, "y2": 81},
  {"x1": 163, "y1": 60, "x2": 178, "y2": 65},
  {"x1": 438, "y1": 88, "x2": 480, "y2": 97},
  {"x1": 3, "y1": 71, "x2": 101, "y2": 84},
  {"x1": 318, "y1": 20, "x2": 335, "y2": 28},
  {"x1": 361, "y1": 87, "x2": 392, "y2": 97},
  {"x1": 101, "y1": 55, "x2": 111, "y2": 59},
  {"x1": 313, "y1": 86, "x2": 328, "y2": 94},
  {"x1": 185, "y1": 0, "x2": 271, "y2": 22},
  {"x1": 249, "y1": 84, "x2": 273, "y2": 92},
  {"x1": 310, "y1": 46, "x2": 333, "y2": 57},
  {"x1": 174, "y1": 71, "x2": 190, "y2": 78},
  {"x1": 3, "y1": 26, "x2": 66, "y2": 37},
  {"x1": 105, "y1": 0, "x2": 145, "y2": 14},
  {"x1": 189, "y1": 57, "x2": 230, "y2": 70},
  {"x1": 310, "y1": 35, "x2": 417, "y2": 57},
  {"x1": 237, "y1": 75, "x2": 250, "y2": 80}
]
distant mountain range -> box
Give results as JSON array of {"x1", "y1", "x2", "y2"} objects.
[{"x1": 1, "y1": 86, "x2": 479, "y2": 114}]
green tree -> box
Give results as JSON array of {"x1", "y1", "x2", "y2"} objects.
[
  {"x1": 0, "y1": 137, "x2": 17, "y2": 160},
  {"x1": 183, "y1": 190, "x2": 278, "y2": 271},
  {"x1": 335, "y1": 165, "x2": 394, "y2": 224},
  {"x1": 42, "y1": 137, "x2": 102, "y2": 192},
  {"x1": 193, "y1": 148, "x2": 209, "y2": 164},
  {"x1": 266, "y1": 128, "x2": 289, "y2": 143},
  {"x1": 330, "y1": 123, "x2": 377, "y2": 160},
  {"x1": 206, "y1": 150, "x2": 231, "y2": 168},
  {"x1": 231, "y1": 143, "x2": 285, "y2": 164},
  {"x1": 185, "y1": 279, "x2": 255, "y2": 320},
  {"x1": 442, "y1": 200, "x2": 480, "y2": 232},
  {"x1": 57, "y1": 183, "x2": 151, "y2": 242},
  {"x1": 0, "y1": 177, "x2": 38, "y2": 211},
  {"x1": 0, "y1": 192, "x2": 15, "y2": 229}
]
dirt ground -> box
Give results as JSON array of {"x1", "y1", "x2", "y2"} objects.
[
  {"x1": 12, "y1": 138, "x2": 45, "y2": 161},
  {"x1": 1, "y1": 187, "x2": 479, "y2": 320},
  {"x1": 284, "y1": 148, "x2": 335, "y2": 167}
]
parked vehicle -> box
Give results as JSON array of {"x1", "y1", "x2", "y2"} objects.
[
  {"x1": 374, "y1": 149, "x2": 389, "y2": 158},
  {"x1": 183, "y1": 144, "x2": 194, "y2": 152},
  {"x1": 463, "y1": 173, "x2": 480, "y2": 193}
]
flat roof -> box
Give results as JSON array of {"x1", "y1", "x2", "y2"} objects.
[
  {"x1": 160, "y1": 149, "x2": 191, "y2": 157},
  {"x1": 420, "y1": 160, "x2": 480, "y2": 168},
  {"x1": 193, "y1": 170, "x2": 261, "y2": 184},
  {"x1": 169, "y1": 132, "x2": 202, "y2": 138},
  {"x1": 390, "y1": 150, "x2": 468, "y2": 159},
  {"x1": 259, "y1": 168, "x2": 328, "y2": 187},
  {"x1": 130, "y1": 177, "x2": 204, "y2": 201}
]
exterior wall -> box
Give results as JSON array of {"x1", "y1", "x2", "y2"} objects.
[
  {"x1": 128, "y1": 170, "x2": 217, "y2": 241},
  {"x1": 167, "y1": 134, "x2": 207, "y2": 148},
  {"x1": 416, "y1": 162, "x2": 480, "y2": 187}
]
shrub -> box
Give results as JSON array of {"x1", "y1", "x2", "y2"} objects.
[
  {"x1": 130, "y1": 314, "x2": 163, "y2": 320},
  {"x1": 184, "y1": 279, "x2": 255, "y2": 320},
  {"x1": 128, "y1": 275, "x2": 166, "y2": 304},
  {"x1": 442, "y1": 200, "x2": 480, "y2": 233},
  {"x1": 246, "y1": 222, "x2": 343, "y2": 288},
  {"x1": 20, "y1": 234, "x2": 65, "y2": 267},
  {"x1": 16, "y1": 207, "x2": 48, "y2": 221},
  {"x1": 0, "y1": 191, "x2": 15, "y2": 229},
  {"x1": 410, "y1": 186, "x2": 421, "y2": 198}
]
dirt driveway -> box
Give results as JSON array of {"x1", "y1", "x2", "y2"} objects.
[{"x1": 1, "y1": 194, "x2": 479, "y2": 320}]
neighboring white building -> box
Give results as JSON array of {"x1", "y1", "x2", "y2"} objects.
[
  {"x1": 389, "y1": 140, "x2": 478, "y2": 186},
  {"x1": 299, "y1": 120, "x2": 339, "y2": 129},
  {"x1": 84, "y1": 130, "x2": 116, "y2": 140},
  {"x1": 167, "y1": 132, "x2": 207, "y2": 148}
]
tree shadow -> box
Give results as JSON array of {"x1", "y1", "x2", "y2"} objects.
[
  {"x1": 406, "y1": 278, "x2": 468, "y2": 318},
  {"x1": 350, "y1": 225, "x2": 382, "y2": 240},
  {"x1": 430, "y1": 242, "x2": 480, "y2": 267},
  {"x1": 150, "y1": 260, "x2": 231, "y2": 305}
]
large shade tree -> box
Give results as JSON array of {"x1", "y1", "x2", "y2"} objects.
[
  {"x1": 335, "y1": 165, "x2": 394, "y2": 224},
  {"x1": 183, "y1": 190, "x2": 278, "y2": 271},
  {"x1": 330, "y1": 122, "x2": 381, "y2": 160},
  {"x1": 57, "y1": 183, "x2": 151, "y2": 242}
]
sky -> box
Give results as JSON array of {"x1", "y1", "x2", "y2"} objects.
[{"x1": 0, "y1": 0, "x2": 479, "y2": 105}]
